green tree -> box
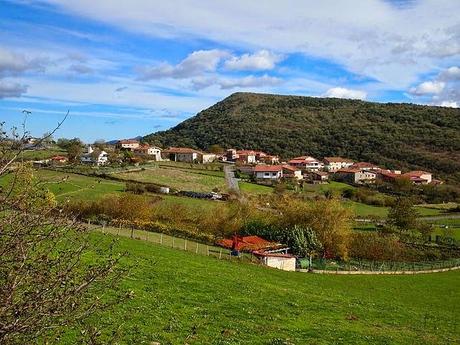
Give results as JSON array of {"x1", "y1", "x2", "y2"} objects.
[{"x1": 387, "y1": 197, "x2": 418, "y2": 232}]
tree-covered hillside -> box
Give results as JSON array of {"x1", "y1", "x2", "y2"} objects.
[{"x1": 144, "y1": 92, "x2": 460, "y2": 183}]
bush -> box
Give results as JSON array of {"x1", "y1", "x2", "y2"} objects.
[{"x1": 125, "y1": 182, "x2": 146, "y2": 194}]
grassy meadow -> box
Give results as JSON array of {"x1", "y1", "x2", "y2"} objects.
[
  {"x1": 113, "y1": 166, "x2": 227, "y2": 192},
  {"x1": 60, "y1": 232, "x2": 460, "y2": 345}
]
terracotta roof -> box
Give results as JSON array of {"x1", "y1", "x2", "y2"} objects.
[
  {"x1": 324, "y1": 157, "x2": 354, "y2": 163},
  {"x1": 51, "y1": 155, "x2": 67, "y2": 160},
  {"x1": 118, "y1": 139, "x2": 139, "y2": 144},
  {"x1": 350, "y1": 162, "x2": 378, "y2": 169},
  {"x1": 237, "y1": 150, "x2": 256, "y2": 155},
  {"x1": 217, "y1": 235, "x2": 279, "y2": 252},
  {"x1": 163, "y1": 147, "x2": 202, "y2": 154},
  {"x1": 254, "y1": 165, "x2": 283, "y2": 172},
  {"x1": 313, "y1": 171, "x2": 328, "y2": 176},
  {"x1": 282, "y1": 165, "x2": 300, "y2": 172},
  {"x1": 291, "y1": 156, "x2": 318, "y2": 162}
]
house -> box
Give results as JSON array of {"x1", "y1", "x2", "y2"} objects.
[
  {"x1": 350, "y1": 162, "x2": 379, "y2": 170},
  {"x1": 307, "y1": 171, "x2": 329, "y2": 183},
  {"x1": 288, "y1": 156, "x2": 323, "y2": 171},
  {"x1": 236, "y1": 150, "x2": 257, "y2": 164},
  {"x1": 162, "y1": 147, "x2": 215, "y2": 163},
  {"x1": 282, "y1": 165, "x2": 303, "y2": 180},
  {"x1": 253, "y1": 252, "x2": 296, "y2": 271},
  {"x1": 134, "y1": 144, "x2": 162, "y2": 161},
  {"x1": 116, "y1": 139, "x2": 140, "y2": 151},
  {"x1": 217, "y1": 235, "x2": 295, "y2": 271},
  {"x1": 80, "y1": 146, "x2": 108, "y2": 166},
  {"x1": 261, "y1": 155, "x2": 280, "y2": 165},
  {"x1": 375, "y1": 170, "x2": 399, "y2": 183},
  {"x1": 225, "y1": 149, "x2": 238, "y2": 161},
  {"x1": 335, "y1": 168, "x2": 376, "y2": 184},
  {"x1": 403, "y1": 171, "x2": 432, "y2": 184},
  {"x1": 323, "y1": 157, "x2": 354, "y2": 172},
  {"x1": 253, "y1": 165, "x2": 283, "y2": 180},
  {"x1": 50, "y1": 155, "x2": 68, "y2": 164}
]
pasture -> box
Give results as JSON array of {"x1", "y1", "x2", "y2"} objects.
[{"x1": 59, "y1": 232, "x2": 460, "y2": 345}]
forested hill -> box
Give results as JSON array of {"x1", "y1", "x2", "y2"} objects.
[{"x1": 144, "y1": 92, "x2": 460, "y2": 183}]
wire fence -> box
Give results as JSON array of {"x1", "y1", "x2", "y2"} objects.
[
  {"x1": 298, "y1": 257, "x2": 460, "y2": 273},
  {"x1": 88, "y1": 221, "x2": 460, "y2": 274},
  {"x1": 90, "y1": 222, "x2": 255, "y2": 262}
]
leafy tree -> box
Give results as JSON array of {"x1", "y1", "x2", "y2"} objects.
[
  {"x1": 387, "y1": 197, "x2": 418, "y2": 232},
  {"x1": 0, "y1": 118, "x2": 124, "y2": 344},
  {"x1": 67, "y1": 142, "x2": 83, "y2": 162},
  {"x1": 288, "y1": 225, "x2": 323, "y2": 270},
  {"x1": 208, "y1": 144, "x2": 224, "y2": 154}
]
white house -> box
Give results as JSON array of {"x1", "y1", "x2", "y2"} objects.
[
  {"x1": 254, "y1": 165, "x2": 283, "y2": 180},
  {"x1": 255, "y1": 252, "x2": 296, "y2": 271},
  {"x1": 81, "y1": 146, "x2": 108, "y2": 166},
  {"x1": 134, "y1": 145, "x2": 162, "y2": 161},
  {"x1": 288, "y1": 156, "x2": 323, "y2": 171},
  {"x1": 282, "y1": 165, "x2": 303, "y2": 180},
  {"x1": 116, "y1": 139, "x2": 140, "y2": 151},
  {"x1": 323, "y1": 157, "x2": 354, "y2": 172}
]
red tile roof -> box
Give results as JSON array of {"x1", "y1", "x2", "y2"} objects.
[
  {"x1": 217, "y1": 235, "x2": 278, "y2": 252},
  {"x1": 254, "y1": 165, "x2": 283, "y2": 172},
  {"x1": 163, "y1": 147, "x2": 202, "y2": 154},
  {"x1": 282, "y1": 165, "x2": 299, "y2": 172},
  {"x1": 118, "y1": 139, "x2": 139, "y2": 144},
  {"x1": 336, "y1": 168, "x2": 360, "y2": 174},
  {"x1": 51, "y1": 155, "x2": 67, "y2": 161},
  {"x1": 350, "y1": 162, "x2": 378, "y2": 169}
]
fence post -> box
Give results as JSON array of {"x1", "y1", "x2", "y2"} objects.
[
  {"x1": 117, "y1": 224, "x2": 121, "y2": 236},
  {"x1": 219, "y1": 248, "x2": 222, "y2": 259},
  {"x1": 160, "y1": 233, "x2": 163, "y2": 245},
  {"x1": 184, "y1": 239, "x2": 187, "y2": 251},
  {"x1": 102, "y1": 224, "x2": 105, "y2": 234},
  {"x1": 196, "y1": 242, "x2": 199, "y2": 254},
  {"x1": 206, "y1": 245, "x2": 209, "y2": 256},
  {"x1": 130, "y1": 227, "x2": 134, "y2": 239},
  {"x1": 88, "y1": 219, "x2": 91, "y2": 227}
]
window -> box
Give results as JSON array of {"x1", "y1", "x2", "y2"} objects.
[{"x1": 264, "y1": 172, "x2": 270, "y2": 176}]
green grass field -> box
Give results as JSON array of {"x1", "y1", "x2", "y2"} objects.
[
  {"x1": 61, "y1": 232, "x2": 460, "y2": 345},
  {"x1": 34, "y1": 169, "x2": 125, "y2": 201},
  {"x1": 113, "y1": 167, "x2": 227, "y2": 192}
]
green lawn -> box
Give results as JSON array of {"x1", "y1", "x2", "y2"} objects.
[
  {"x1": 18, "y1": 148, "x2": 67, "y2": 160},
  {"x1": 34, "y1": 169, "x2": 125, "y2": 201},
  {"x1": 61, "y1": 232, "x2": 460, "y2": 345},
  {"x1": 240, "y1": 181, "x2": 274, "y2": 194},
  {"x1": 113, "y1": 167, "x2": 227, "y2": 192}
]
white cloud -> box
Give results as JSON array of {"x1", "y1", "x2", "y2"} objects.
[
  {"x1": 0, "y1": 47, "x2": 48, "y2": 77},
  {"x1": 68, "y1": 64, "x2": 93, "y2": 74},
  {"x1": 440, "y1": 66, "x2": 460, "y2": 80},
  {"x1": 40, "y1": 0, "x2": 460, "y2": 87},
  {"x1": 137, "y1": 49, "x2": 229, "y2": 80},
  {"x1": 409, "y1": 81, "x2": 445, "y2": 95},
  {"x1": 0, "y1": 80, "x2": 28, "y2": 99},
  {"x1": 323, "y1": 87, "x2": 367, "y2": 100},
  {"x1": 224, "y1": 50, "x2": 283, "y2": 71},
  {"x1": 439, "y1": 101, "x2": 458, "y2": 108},
  {"x1": 409, "y1": 66, "x2": 460, "y2": 106},
  {"x1": 192, "y1": 74, "x2": 282, "y2": 90}
]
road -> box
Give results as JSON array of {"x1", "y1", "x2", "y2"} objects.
[{"x1": 223, "y1": 164, "x2": 240, "y2": 193}]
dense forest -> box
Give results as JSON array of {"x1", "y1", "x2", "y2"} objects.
[{"x1": 144, "y1": 92, "x2": 460, "y2": 183}]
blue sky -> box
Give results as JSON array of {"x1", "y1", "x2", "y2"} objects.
[{"x1": 0, "y1": 0, "x2": 459, "y2": 142}]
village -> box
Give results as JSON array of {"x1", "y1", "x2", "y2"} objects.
[{"x1": 38, "y1": 138, "x2": 438, "y2": 188}]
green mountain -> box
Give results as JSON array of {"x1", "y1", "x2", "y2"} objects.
[{"x1": 144, "y1": 92, "x2": 460, "y2": 183}]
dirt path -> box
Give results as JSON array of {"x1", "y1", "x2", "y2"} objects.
[{"x1": 224, "y1": 164, "x2": 239, "y2": 193}]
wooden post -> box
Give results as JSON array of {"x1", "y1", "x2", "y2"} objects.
[
  {"x1": 130, "y1": 227, "x2": 134, "y2": 239},
  {"x1": 219, "y1": 248, "x2": 222, "y2": 259},
  {"x1": 102, "y1": 224, "x2": 105, "y2": 234},
  {"x1": 117, "y1": 224, "x2": 121, "y2": 236},
  {"x1": 196, "y1": 242, "x2": 199, "y2": 254},
  {"x1": 206, "y1": 245, "x2": 209, "y2": 256},
  {"x1": 184, "y1": 239, "x2": 187, "y2": 251},
  {"x1": 160, "y1": 233, "x2": 163, "y2": 245}
]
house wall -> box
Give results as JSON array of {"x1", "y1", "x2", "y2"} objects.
[
  {"x1": 201, "y1": 154, "x2": 216, "y2": 163},
  {"x1": 262, "y1": 257, "x2": 296, "y2": 271},
  {"x1": 255, "y1": 171, "x2": 282, "y2": 179},
  {"x1": 176, "y1": 152, "x2": 197, "y2": 162}
]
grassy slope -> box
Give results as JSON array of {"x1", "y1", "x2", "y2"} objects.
[
  {"x1": 64, "y1": 232, "x2": 460, "y2": 345},
  {"x1": 113, "y1": 167, "x2": 227, "y2": 192}
]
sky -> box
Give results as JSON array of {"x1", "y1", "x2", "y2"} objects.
[{"x1": 0, "y1": 0, "x2": 459, "y2": 142}]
